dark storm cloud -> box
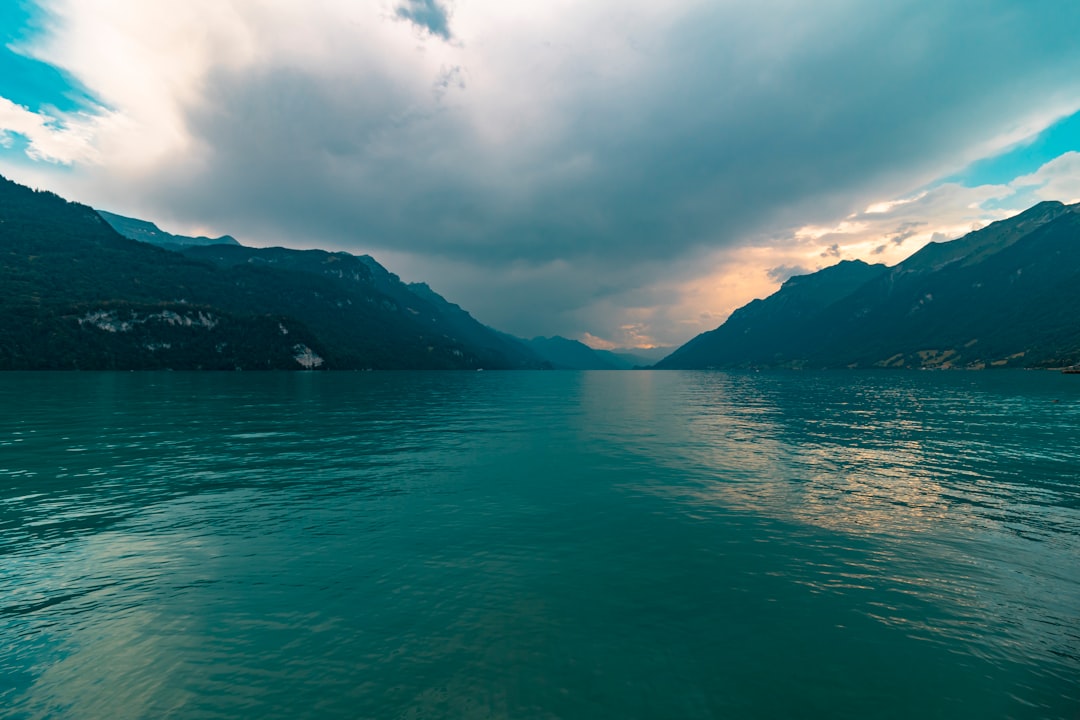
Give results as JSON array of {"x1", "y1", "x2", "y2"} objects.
[
  {"x1": 87, "y1": 1, "x2": 1080, "y2": 340},
  {"x1": 395, "y1": 0, "x2": 452, "y2": 40}
]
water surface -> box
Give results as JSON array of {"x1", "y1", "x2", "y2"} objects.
[{"x1": 1, "y1": 371, "x2": 1078, "y2": 718}]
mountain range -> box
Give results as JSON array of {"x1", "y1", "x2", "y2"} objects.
[
  {"x1": 657, "y1": 200, "x2": 1080, "y2": 369},
  {"x1": 522, "y1": 336, "x2": 661, "y2": 370},
  {"x1": 1, "y1": 174, "x2": 660, "y2": 371},
  {"x1": 2, "y1": 172, "x2": 1077, "y2": 371},
  {"x1": 0, "y1": 175, "x2": 549, "y2": 370}
]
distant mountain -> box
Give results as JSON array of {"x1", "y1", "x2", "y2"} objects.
[
  {"x1": 658, "y1": 201, "x2": 1080, "y2": 369},
  {"x1": 609, "y1": 346, "x2": 674, "y2": 366},
  {"x1": 594, "y1": 350, "x2": 646, "y2": 369},
  {"x1": 0, "y1": 174, "x2": 544, "y2": 370},
  {"x1": 98, "y1": 210, "x2": 240, "y2": 249},
  {"x1": 525, "y1": 336, "x2": 626, "y2": 369},
  {"x1": 402, "y1": 282, "x2": 541, "y2": 368},
  {"x1": 521, "y1": 337, "x2": 670, "y2": 369}
]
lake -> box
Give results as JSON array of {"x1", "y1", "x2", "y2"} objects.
[{"x1": 1, "y1": 370, "x2": 1078, "y2": 718}]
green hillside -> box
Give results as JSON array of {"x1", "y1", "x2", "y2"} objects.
[{"x1": 0, "y1": 174, "x2": 542, "y2": 370}]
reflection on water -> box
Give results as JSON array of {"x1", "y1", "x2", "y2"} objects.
[
  {"x1": 588, "y1": 371, "x2": 1080, "y2": 681},
  {"x1": 1, "y1": 370, "x2": 1078, "y2": 719}
]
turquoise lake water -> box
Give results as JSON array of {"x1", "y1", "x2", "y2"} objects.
[{"x1": 1, "y1": 370, "x2": 1078, "y2": 718}]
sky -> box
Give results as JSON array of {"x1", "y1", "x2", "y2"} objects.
[{"x1": 2, "y1": 1, "x2": 1080, "y2": 349}]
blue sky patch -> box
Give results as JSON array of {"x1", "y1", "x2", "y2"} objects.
[
  {"x1": 0, "y1": 0, "x2": 100, "y2": 114},
  {"x1": 947, "y1": 108, "x2": 1080, "y2": 188}
]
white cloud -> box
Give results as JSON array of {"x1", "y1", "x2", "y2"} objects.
[
  {"x1": 1012, "y1": 151, "x2": 1080, "y2": 204},
  {"x1": 18, "y1": 0, "x2": 462, "y2": 179},
  {"x1": 0, "y1": 96, "x2": 109, "y2": 164},
  {"x1": 863, "y1": 193, "x2": 926, "y2": 215}
]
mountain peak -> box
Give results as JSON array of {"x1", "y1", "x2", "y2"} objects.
[
  {"x1": 781, "y1": 259, "x2": 880, "y2": 289},
  {"x1": 659, "y1": 201, "x2": 1080, "y2": 370},
  {"x1": 897, "y1": 199, "x2": 1073, "y2": 275},
  {"x1": 1018, "y1": 199, "x2": 1064, "y2": 214},
  {"x1": 97, "y1": 210, "x2": 240, "y2": 248}
]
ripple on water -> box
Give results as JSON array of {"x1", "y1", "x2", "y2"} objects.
[{"x1": 0, "y1": 370, "x2": 1078, "y2": 719}]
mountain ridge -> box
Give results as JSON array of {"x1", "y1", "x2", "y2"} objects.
[
  {"x1": 98, "y1": 209, "x2": 240, "y2": 249},
  {"x1": 4, "y1": 174, "x2": 1076, "y2": 371},
  {"x1": 0, "y1": 174, "x2": 544, "y2": 370},
  {"x1": 657, "y1": 201, "x2": 1080, "y2": 370}
]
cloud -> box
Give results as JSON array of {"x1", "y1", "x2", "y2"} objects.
[
  {"x1": 779, "y1": 182, "x2": 1017, "y2": 268},
  {"x1": 766, "y1": 264, "x2": 812, "y2": 283},
  {"x1": 869, "y1": 220, "x2": 923, "y2": 257},
  {"x1": 395, "y1": 0, "x2": 453, "y2": 40},
  {"x1": 1012, "y1": 151, "x2": 1080, "y2": 204},
  {"x1": 3, "y1": 0, "x2": 1080, "y2": 345},
  {"x1": 889, "y1": 221, "x2": 926, "y2": 247},
  {"x1": 0, "y1": 95, "x2": 108, "y2": 164}
]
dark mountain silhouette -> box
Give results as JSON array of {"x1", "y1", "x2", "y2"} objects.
[
  {"x1": 524, "y1": 336, "x2": 628, "y2": 370},
  {"x1": 608, "y1": 346, "x2": 674, "y2": 366},
  {"x1": 0, "y1": 174, "x2": 543, "y2": 370},
  {"x1": 180, "y1": 244, "x2": 540, "y2": 370},
  {"x1": 658, "y1": 201, "x2": 1080, "y2": 369}
]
